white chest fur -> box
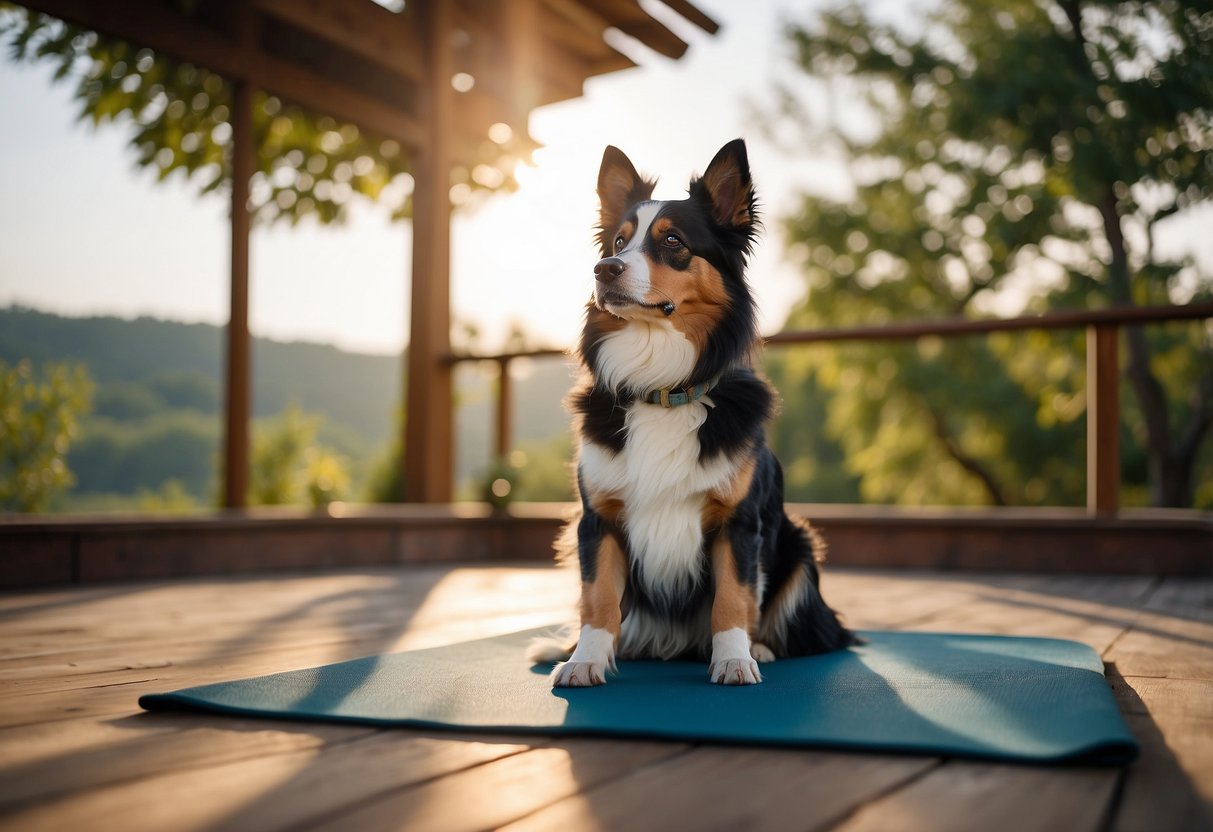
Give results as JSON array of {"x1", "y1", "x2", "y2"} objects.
[
  {"x1": 594, "y1": 319, "x2": 697, "y2": 396},
  {"x1": 579, "y1": 399, "x2": 738, "y2": 601}
]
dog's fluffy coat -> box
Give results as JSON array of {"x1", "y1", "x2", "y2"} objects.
[{"x1": 533, "y1": 139, "x2": 853, "y2": 686}]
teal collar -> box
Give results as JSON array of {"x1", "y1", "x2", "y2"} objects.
[{"x1": 642, "y1": 381, "x2": 715, "y2": 408}]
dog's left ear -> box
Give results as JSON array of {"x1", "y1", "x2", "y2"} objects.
[
  {"x1": 696, "y1": 139, "x2": 755, "y2": 230},
  {"x1": 596, "y1": 146, "x2": 656, "y2": 255}
]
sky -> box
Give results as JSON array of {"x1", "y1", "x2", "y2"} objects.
[{"x1": 0, "y1": 0, "x2": 1208, "y2": 357}]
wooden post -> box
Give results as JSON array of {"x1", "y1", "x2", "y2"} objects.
[
  {"x1": 222, "y1": 77, "x2": 253, "y2": 509},
  {"x1": 403, "y1": 0, "x2": 454, "y2": 502},
  {"x1": 496, "y1": 358, "x2": 513, "y2": 461},
  {"x1": 1087, "y1": 323, "x2": 1120, "y2": 515},
  {"x1": 503, "y1": 0, "x2": 540, "y2": 132}
]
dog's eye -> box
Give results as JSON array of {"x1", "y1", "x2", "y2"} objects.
[
  {"x1": 614, "y1": 235, "x2": 625, "y2": 250},
  {"x1": 664, "y1": 234, "x2": 684, "y2": 248}
]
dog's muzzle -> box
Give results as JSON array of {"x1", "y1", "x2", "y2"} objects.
[{"x1": 594, "y1": 257, "x2": 626, "y2": 283}]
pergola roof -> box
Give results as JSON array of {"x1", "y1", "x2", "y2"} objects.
[
  {"x1": 17, "y1": 0, "x2": 718, "y2": 505},
  {"x1": 26, "y1": 0, "x2": 718, "y2": 166}
]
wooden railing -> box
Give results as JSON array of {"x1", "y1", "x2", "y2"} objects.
[{"x1": 448, "y1": 302, "x2": 1213, "y2": 515}]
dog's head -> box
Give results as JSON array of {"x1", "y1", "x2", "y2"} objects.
[{"x1": 584, "y1": 139, "x2": 760, "y2": 390}]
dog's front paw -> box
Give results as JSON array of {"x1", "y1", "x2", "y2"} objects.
[
  {"x1": 710, "y1": 627, "x2": 762, "y2": 685},
  {"x1": 551, "y1": 660, "x2": 608, "y2": 687},
  {"x1": 710, "y1": 657, "x2": 762, "y2": 685}
]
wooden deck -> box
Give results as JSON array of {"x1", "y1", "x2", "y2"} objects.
[{"x1": 0, "y1": 564, "x2": 1209, "y2": 831}]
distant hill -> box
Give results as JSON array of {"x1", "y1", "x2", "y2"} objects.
[
  {"x1": 0, "y1": 305, "x2": 575, "y2": 505},
  {"x1": 0, "y1": 305, "x2": 400, "y2": 441}
]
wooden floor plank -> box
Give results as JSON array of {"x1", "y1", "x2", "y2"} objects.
[
  {"x1": 306, "y1": 739, "x2": 690, "y2": 832},
  {"x1": 1102, "y1": 578, "x2": 1213, "y2": 830},
  {"x1": 1110, "y1": 672, "x2": 1213, "y2": 830},
  {"x1": 815, "y1": 571, "x2": 1038, "y2": 630},
  {"x1": 832, "y1": 762, "x2": 1120, "y2": 832},
  {"x1": 1114, "y1": 631, "x2": 1213, "y2": 684},
  {"x1": 0, "y1": 566, "x2": 576, "y2": 675},
  {"x1": 1, "y1": 731, "x2": 541, "y2": 832},
  {"x1": 0, "y1": 716, "x2": 372, "y2": 811},
  {"x1": 1114, "y1": 707, "x2": 1213, "y2": 832},
  {"x1": 892, "y1": 574, "x2": 1154, "y2": 652},
  {"x1": 500, "y1": 746, "x2": 937, "y2": 832}
]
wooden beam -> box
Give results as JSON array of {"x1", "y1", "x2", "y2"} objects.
[
  {"x1": 1087, "y1": 323, "x2": 1121, "y2": 516},
  {"x1": 580, "y1": 0, "x2": 691, "y2": 59},
  {"x1": 403, "y1": 0, "x2": 455, "y2": 503},
  {"x1": 20, "y1": 0, "x2": 426, "y2": 149},
  {"x1": 222, "y1": 77, "x2": 253, "y2": 509},
  {"x1": 253, "y1": 0, "x2": 423, "y2": 83},
  {"x1": 540, "y1": 5, "x2": 612, "y2": 57},
  {"x1": 661, "y1": 0, "x2": 721, "y2": 34},
  {"x1": 544, "y1": 0, "x2": 611, "y2": 41}
]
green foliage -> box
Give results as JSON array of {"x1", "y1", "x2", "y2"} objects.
[
  {"x1": 2, "y1": 307, "x2": 400, "y2": 506},
  {"x1": 0, "y1": 360, "x2": 93, "y2": 512},
  {"x1": 136, "y1": 478, "x2": 200, "y2": 513},
  {"x1": 303, "y1": 447, "x2": 351, "y2": 509},
  {"x1": 465, "y1": 437, "x2": 576, "y2": 506},
  {"x1": 250, "y1": 405, "x2": 316, "y2": 505},
  {"x1": 146, "y1": 371, "x2": 220, "y2": 411},
  {"x1": 508, "y1": 436, "x2": 576, "y2": 502},
  {"x1": 0, "y1": 6, "x2": 514, "y2": 225},
  {"x1": 92, "y1": 380, "x2": 165, "y2": 420},
  {"x1": 364, "y1": 438, "x2": 404, "y2": 503},
  {"x1": 769, "y1": 0, "x2": 1213, "y2": 507},
  {"x1": 89, "y1": 370, "x2": 216, "y2": 421},
  {"x1": 70, "y1": 410, "x2": 219, "y2": 499},
  {"x1": 250, "y1": 405, "x2": 351, "y2": 508},
  {"x1": 764, "y1": 351, "x2": 861, "y2": 503}
]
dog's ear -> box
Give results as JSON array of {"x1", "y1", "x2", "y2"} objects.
[
  {"x1": 696, "y1": 139, "x2": 756, "y2": 231},
  {"x1": 596, "y1": 146, "x2": 655, "y2": 254}
]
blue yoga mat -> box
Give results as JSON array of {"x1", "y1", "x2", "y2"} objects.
[{"x1": 139, "y1": 629, "x2": 1137, "y2": 764}]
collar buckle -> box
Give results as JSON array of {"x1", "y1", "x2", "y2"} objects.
[{"x1": 646, "y1": 381, "x2": 713, "y2": 408}]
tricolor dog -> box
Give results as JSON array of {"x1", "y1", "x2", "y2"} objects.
[{"x1": 530, "y1": 139, "x2": 854, "y2": 686}]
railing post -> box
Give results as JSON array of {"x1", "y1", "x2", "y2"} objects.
[
  {"x1": 496, "y1": 357, "x2": 513, "y2": 461},
  {"x1": 222, "y1": 76, "x2": 253, "y2": 509},
  {"x1": 1087, "y1": 323, "x2": 1121, "y2": 515}
]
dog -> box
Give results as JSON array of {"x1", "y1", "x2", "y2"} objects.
[{"x1": 529, "y1": 139, "x2": 854, "y2": 686}]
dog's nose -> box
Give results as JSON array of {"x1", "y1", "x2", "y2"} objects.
[{"x1": 594, "y1": 257, "x2": 626, "y2": 282}]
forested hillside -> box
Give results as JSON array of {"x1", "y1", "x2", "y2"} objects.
[
  {"x1": 0, "y1": 306, "x2": 400, "y2": 436},
  {"x1": 1, "y1": 306, "x2": 575, "y2": 508}
]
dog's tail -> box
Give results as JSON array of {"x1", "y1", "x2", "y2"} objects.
[
  {"x1": 525, "y1": 625, "x2": 578, "y2": 665},
  {"x1": 774, "y1": 514, "x2": 858, "y2": 654}
]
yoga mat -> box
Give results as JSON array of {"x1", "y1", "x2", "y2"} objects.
[{"x1": 139, "y1": 629, "x2": 1137, "y2": 764}]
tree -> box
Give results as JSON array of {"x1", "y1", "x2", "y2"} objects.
[
  {"x1": 1, "y1": 5, "x2": 514, "y2": 225},
  {"x1": 770, "y1": 0, "x2": 1213, "y2": 507},
  {"x1": 249, "y1": 405, "x2": 351, "y2": 507},
  {"x1": 249, "y1": 405, "x2": 316, "y2": 505},
  {"x1": 0, "y1": 360, "x2": 93, "y2": 512}
]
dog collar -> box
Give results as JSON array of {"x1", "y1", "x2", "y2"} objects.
[{"x1": 642, "y1": 381, "x2": 714, "y2": 408}]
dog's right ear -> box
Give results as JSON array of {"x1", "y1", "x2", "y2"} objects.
[{"x1": 596, "y1": 146, "x2": 655, "y2": 255}]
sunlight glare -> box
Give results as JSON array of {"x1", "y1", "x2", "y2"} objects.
[
  {"x1": 488, "y1": 122, "x2": 513, "y2": 144},
  {"x1": 391, "y1": 567, "x2": 578, "y2": 652}
]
